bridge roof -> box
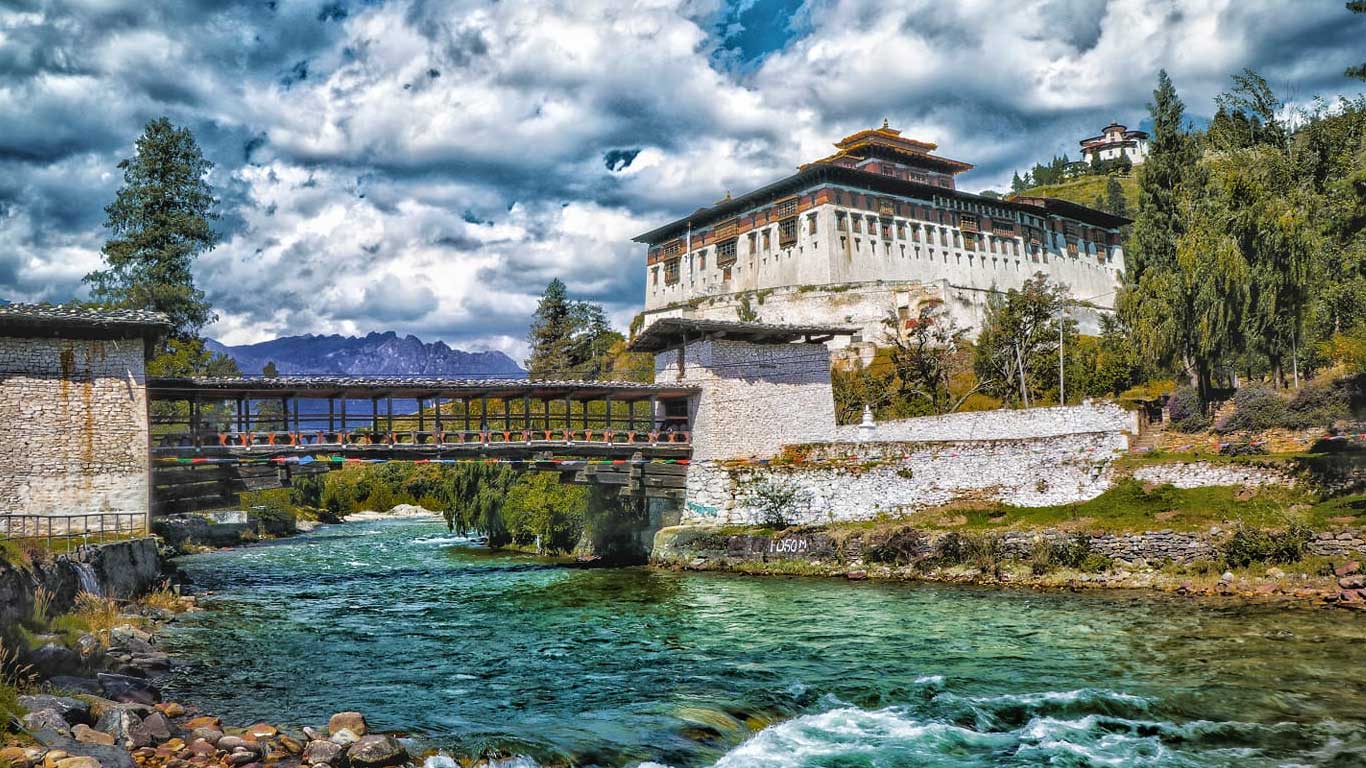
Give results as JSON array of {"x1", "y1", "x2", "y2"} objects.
[
  {"x1": 627, "y1": 318, "x2": 857, "y2": 353},
  {"x1": 147, "y1": 376, "x2": 697, "y2": 401}
]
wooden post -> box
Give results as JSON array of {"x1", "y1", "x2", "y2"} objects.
[
  {"x1": 434, "y1": 397, "x2": 443, "y2": 435},
  {"x1": 328, "y1": 398, "x2": 335, "y2": 433},
  {"x1": 371, "y1": 397, "x2": 379, "y2": 434},
  {"x1": 340, "y1": 396, "x2": 348, "y2": 433},
  {"x1": 480, "y1": 396, "x2": 488, "y2": 430},
  {"x1": 292, "y1": 397, "x2": 300, "y2": 432},
  {"x1": 628, "y1": 398, "x2": 636, "y2": 433},
  {"x1": 604, "y1": 395, "x2": 612, "y2": 430},
  {"x1": 504, "y1": 396, "x2": 512, "y2": 432},
  {"x1": 523, "y1": 394, "x2": 531, "y2": 432},
  {"x1": 387, "y1": 396, "x2": 394, "y2": 434},
  {"x1": 417, "y1": 397, "x2": 426, "y2": 433},
  {"x1": 463, "y1": 398, "x2": 471, "y2": 435}
]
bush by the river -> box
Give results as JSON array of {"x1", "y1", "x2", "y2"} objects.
[
  {"x1": 310, "y1": 463, "x2": 594, "y2": 555},
  {"x1": 1220, "y1": 523, "x2": 1313, "y2": 569}
]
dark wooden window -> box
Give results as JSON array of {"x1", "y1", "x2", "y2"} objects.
[
  {"x1": 664, "y1": 258, "x2": 680, "y2": 284},
  {"x1": 717, "y1": 239, "x2": 737, "y2": 266},
  {"x1": 779, "y1": 217, "x2": 797, "y2": 247}
]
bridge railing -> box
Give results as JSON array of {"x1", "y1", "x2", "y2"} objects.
[
  {"x1": 151, "y1": 418, "x2": 693, "y2": 452},
  {"x1": 1, "y1": 512, "x2": 147, "y2": 546}
]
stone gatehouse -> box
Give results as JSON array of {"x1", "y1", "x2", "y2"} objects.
[{"x1": 0, "y1": 305, "x2": 168, "y2": 524}]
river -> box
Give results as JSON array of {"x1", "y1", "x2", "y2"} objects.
[{"x1": 158, "y1": 517, "x2": 1366, "y2": 767}]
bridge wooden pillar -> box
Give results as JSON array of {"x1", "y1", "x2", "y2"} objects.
[
  {"x1": 434, "y1": 397, "x2": 442, "y2": 435},
  {"x1": 328, "y1": 398, "x2": 335, "y2": 432}
]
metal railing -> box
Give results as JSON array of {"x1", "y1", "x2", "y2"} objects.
[{"x1": 1, "y1": 512, "x2": 147, "y2": 546}]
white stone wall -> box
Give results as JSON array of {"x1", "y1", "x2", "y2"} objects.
[
  {"x1": 1131, "y1": 462, "x2": 1296, "y2": 489},
  {"x1": 0, "y1": 336, "x2": 150, "y2": 518},
  {"x1": 682, "y1": 432, "x2": 1128, "y2": 524},
  {"x1": 832, "y1": 401, "x2": 1138, "y2": 443},
  {"x1": 658, "y1": 338, "x2": 835, "y2": 462}
]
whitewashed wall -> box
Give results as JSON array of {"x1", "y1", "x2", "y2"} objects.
[{"x1": 832, "y1": 401, "x2": 1138, "y2": 443}]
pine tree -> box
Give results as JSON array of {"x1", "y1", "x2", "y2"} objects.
[
  {"x1": 526, "y1": 279, "x2": 576, "y2": 378},
  {"x1": 1010, "y1": 171, "x2": 1025, "y2": 193},
  {"x1": 1104, "y1": 176, "x2": 1128, "y2": 218},
  {"x1": 85, "y1": 117, "x2": 218, "y2": 340},
  {"x1": 1127, "y1": 70, "x2": 1192, "y2": 284}
]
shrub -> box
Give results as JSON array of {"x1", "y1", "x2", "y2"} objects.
[
  {"x1": 1167, "y1": 386, "x2": 1209, "y2": 432},
  {"x1": 0, "y1": 638, "x2": 35, "y2": 735},
  {"x1": 289, "y1": 473, "x2": 326, "y2": 509},
  {"x1": 1221, "y1": 523, "x2": 1313, "y2": 568},
  {"x1": 737, "y1": 475, "x2": 811, "y2": 529},
  {"x1": 1287, "y1": 373, "x2": 1365, "y2": 427},
  {"x1": 1214, "y1": 385, "x2": 1290, "y2": 434},
  {"x1": 1028, "y1": 534, "x2": 1098, "y2": 575}
]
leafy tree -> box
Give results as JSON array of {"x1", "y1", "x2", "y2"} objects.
[
  {"x1": 884, "y1": 302, "x2": 973, "y2": 414},
  {"x1": 145, "y1": 337, "x2": 240, "y2": 435},
  {"x1": 501, "y1": 472, "x2": 588, "y2": 554},
  {"x1": 262, "y1": 360, "x2": 279, "y2": 378},
  {"x1": 973, "y1": 273, "x2": 1075, "y2": 406},
  {"x1": 831, "y1": 357, "x2": 895, "y2": 424},
  {"x1": 441, "y1": 463, "x2": 518, "y2": 544},
  {"x1": 85, "y1": 117, "x2": 218, "y2": 340}
]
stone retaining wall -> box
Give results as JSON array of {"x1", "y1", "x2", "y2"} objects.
[
  {"x1": 653, "y1": 524, "x2": 1366, "y2": 569},
  {"x1": 684, "y1": 432, "x2": 1128, "y2": 525},
  {"x1": 1130, "y1": 462, "x2": 1297, "y2": 489},
  {"x1": 832, "y1": 401, "x2": 1138, "y2": 443}
]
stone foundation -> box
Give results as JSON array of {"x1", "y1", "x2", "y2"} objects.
[
  {"x1": 684, "y1": 432, "x2": 1128, "y2": 525},
  {"x1": 1131, "y1": 462, "x2": 1297, "y2": 489},
  {"x1": 0, "y1": 538, "x2": 162, "y2": 628}
]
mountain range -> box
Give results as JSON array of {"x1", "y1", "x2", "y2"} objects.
[{"x1": 206, "y1": 332, "x2": 524, "y2": 378}]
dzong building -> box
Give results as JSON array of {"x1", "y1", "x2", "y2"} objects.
[{"x1": 633, "y1": 123, "x2": 1130, "y2": 346}]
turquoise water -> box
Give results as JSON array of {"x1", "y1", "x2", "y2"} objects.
[{"x1": 160, "y1": 518, "x2": 1366, "y2": 767}]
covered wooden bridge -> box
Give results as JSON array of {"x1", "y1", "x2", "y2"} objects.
[{"x1": 147, "y1": 376, "x2": 697, "y2": 515}]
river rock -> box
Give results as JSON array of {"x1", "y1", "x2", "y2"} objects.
[
  {"x1": 327, "y1": 712, "x2": 368, "y2": 744},
  {"x1": 132, "y1": 712, "x2": 174, "y2": 743},
  {"x1": 109, "y1": 626, "x2": 152, "y2": 646},
  {"x1": 94, "y1": 708, "x2": 140, "y2": 748},
  {"x1": 23, "y1": 709, "x2": 73, "y2": 737},
  {"x1": 28, "y1": 644, "x2": 83, "y2": 678},
  {"x1": 215, "y1": 737, "x2": 249, "y2": 752},
  {"x1": 154, "y1": 702, "x2": 186, "y2": 719},
  {"x1": 20, "y1": 695, "x2": 92, "y2": 726},
  {"x1": 189, "y1": 728, "x2": 223, "y2": 746},
  {"x1": 184, "y1": 716, "x2": 221, "y2": 730},
  {"x1": 41, "y1": 750, "x2": 68, "y2": 768},
  {"x1": 1339, "y1": 575, "x2": 1365, "y2": 590},
  {"x1": 96, "y1": 673, "x2": 160, "y2": 706},
  {"x1": 54, "y1": 758, "x2": 101, "y2": 768},
  {"x1": 345, "y1": 736, "x2": 406, "y2": 768},
  {"x1": 1335, "y1": 560, "x2": 1360, "y2": 577},
  {"x1": 244, "y1": 723, "x2": 277, "y2": 739},
  {"x1": 47, "y1": 677, "x2": 101, "y2": 696},
  {"x1": 72, "y1": 725, "x2": 115, "y2": 747},
  {"x1": 302, "y1": 727, "x2": 325, "y2": 742},
  {"x1": 0, "y1": 747, "x2": 34, "y2": 768},
  {"x1": 303, "y1": 740, "x2": 344, "y2": 766},
  {"x1": 228, "y1": 751, "x2": 257, "y2": 765}
]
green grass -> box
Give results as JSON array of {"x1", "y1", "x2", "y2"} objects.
[{"x1": 1018, "y1": 174, "x2": 1138, "y2": 212}]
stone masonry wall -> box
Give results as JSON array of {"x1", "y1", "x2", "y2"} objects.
[
  {"x1": 1131, "y1": 462, "x2": 1297, "y2": 489},
  {"x1": 832, "y1": 400, "x2": 1138, "y2": 443},
  {"x1": 658, "y1": 338, "x2": 835, "y2": 461},
  {"x1": 0, "y1": 336, "x2": 149, "y2": 518},
  {"x1": 683, "y1": 432, "x2": 1128, "y2": 524}
]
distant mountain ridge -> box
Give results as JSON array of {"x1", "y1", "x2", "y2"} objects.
[{"x1": 206, "y1": 332, "x2": 524, "y2": 378}]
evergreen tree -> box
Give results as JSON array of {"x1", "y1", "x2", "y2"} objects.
[
  {"x1": 973, "y1": 273, "x2": 1076, "y2": 406},
  {"x1": 1010, "y1": 171, "x2": 1026, "y2": 193},
  {"x1": 85, "y1": 117, "x2": 218, "y2": 340},
  {"x1": 1104, "y1": 176, "x2": 1128, "y2": 218},
  {"x1": 1346, "y1": 2, "x2": 1365, "y2": 80},
  {"x1": 262, "y1": 361, "x2": 279, "y2": 378},
  {"x1": 1126, "y1": 70, "x2": 1192, "y2": 284},
  {"x1": 526, "y1": 279, "x2": 576, "y2": 377}
]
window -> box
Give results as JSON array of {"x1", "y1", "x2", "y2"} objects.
[
  {"x1": 651, "y1": 266, "x2": 659, "y2": 285},
  {"x1": 779, "y1": 217, "x2": 797, "y2": 248},
  {"x1": 807, "y1": 213, "x2": 818, "y2": 235},
  {"x1": 775, "y1": 197, "x2": 798, "y2": 219},
  {"x1": 748, "y1": 232, "x2": 757, "y2": 252},
  {"x1": 836, "y1": 211, "x2": 848, "y2": 231},
  {"x1": 852, "y1": 217, "x2": 862, "y2": 234},
  {"x1": 697, "y1": 250, "x2": 707, "y2": 269},
  {"x1": 880, "y1": 218, "x2": 892, "y2": 240},
  {"x1": 896, "y1": 221, "x2": 906, "y2": 240},
  {"x1": 664, "y1": 258, "x2": 680, "y2": 284},
  {"x1": 722, "y1": 266, "x2": 732, "y2": 281},
  {"x1": 762, "y1": 229, "x2": 771, "y2": 250},
  {"x1": 717, "y1": 239, "x2": 737, "y2": 266}
]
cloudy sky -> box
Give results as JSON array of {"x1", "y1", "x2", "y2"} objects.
[{"x1": 2, "y1": 0, "x2": 1364, "y2": 357}]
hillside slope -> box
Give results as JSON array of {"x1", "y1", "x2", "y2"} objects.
[{"x1": 1018, "y1": 174, "x2": 1138, "y2": 214}]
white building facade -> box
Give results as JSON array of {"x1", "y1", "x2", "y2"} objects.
[
  {"x1": 1079, "y1": 122, "x2": 1150, "y2": 165},
  {"x1": 636, "y1": 125, "x2": 1130, "y2": 344}
]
